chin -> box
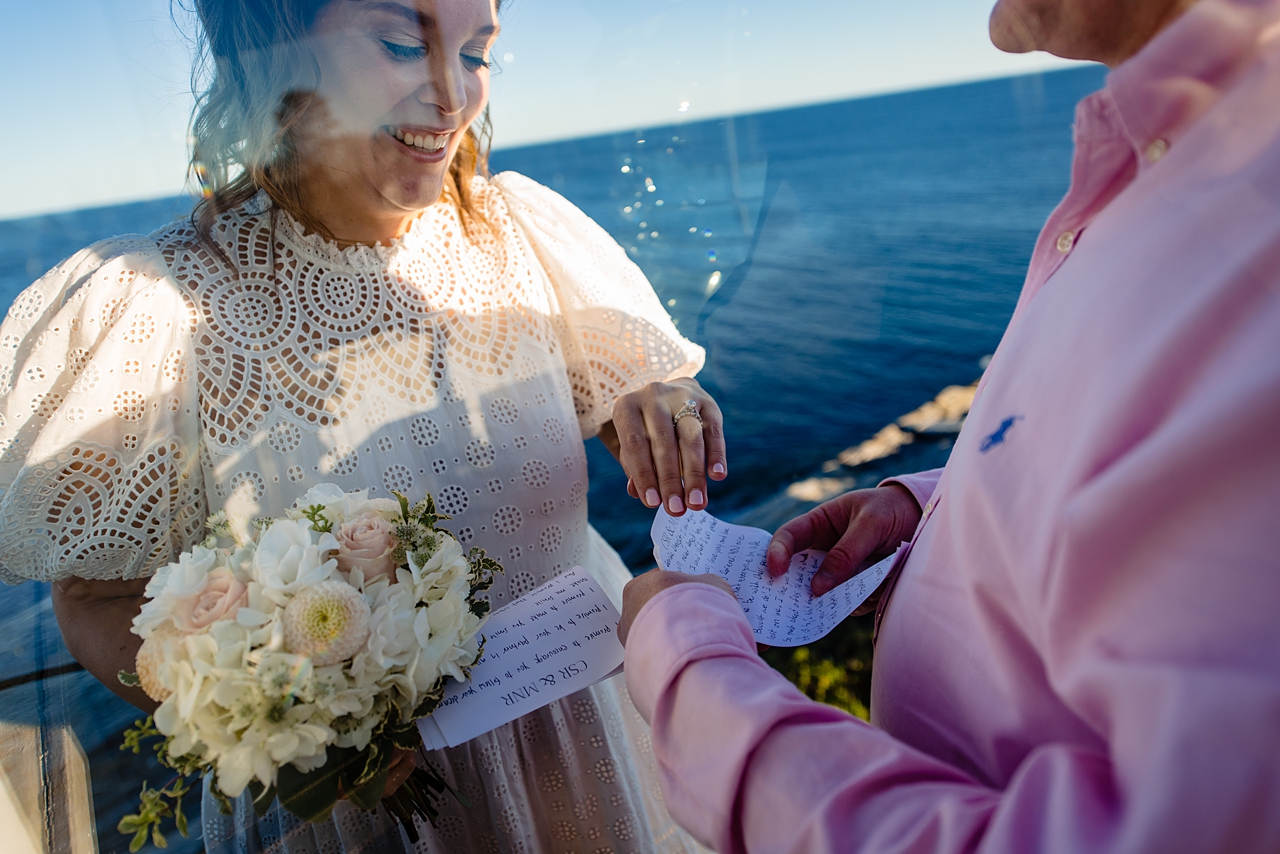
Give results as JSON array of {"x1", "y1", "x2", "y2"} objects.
[
  {"x1": 989, "y1": 0, "x2": 1038, "y2": 53},
  {"x1": 385, "y1": 179, "x2": 447, "y2": 213}
]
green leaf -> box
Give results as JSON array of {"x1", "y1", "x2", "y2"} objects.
[
  {"x1": 152, "y1": 825, "x2": 168, "y2": 849},
  {"x1": 129, "y1": 828, "x2": 148, "y2": 854},
  {"x1": 118, "y1": 670, "x2": 142, "y2": 687},
  {"x1": 394, "y1": 490, "x2": 411, "y2": 520},
  {"x1": 277, "y1": 745, "x2": 362, "y2": 824},
  {"x1": 389, "y1": 724, "x2": 423, "y2": 752},
  {"x1": 345, "y1": 751, "x2": 392, "y2": 812},
  {"x1": 117, "y1": 814, "x2": 145, "y2": 833},
  {"x1": 174, "y1": 797, "x2": 189, "y2": 837},
  {"x1": 247, "y1": 780, "x2": 277, "y2": 818}
]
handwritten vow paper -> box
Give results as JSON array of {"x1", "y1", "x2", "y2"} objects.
[
  {"x1": 651, "y1": 510, "x2": 896, "y2": 647},
  {"x1": 417, "y1": 567, "x2": 624, "y2": 750}
]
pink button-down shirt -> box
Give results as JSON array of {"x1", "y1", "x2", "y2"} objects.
[{"x1": 624, "y1": 2, "x2": 1280, "y2": 851}]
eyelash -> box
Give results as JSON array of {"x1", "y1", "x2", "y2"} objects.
[
  {"x1": 380, "y1": 40, "x2": 491, "y2": 71},
  {"x1": 381, "y1": 40, "x2": 426, "y2": 61}
]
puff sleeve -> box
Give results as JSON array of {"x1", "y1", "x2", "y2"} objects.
[
  {"x1": 494, "y1": 172, "x2": 706, "y2": 438},
  {"x1": 0, "y1": 237, "x2": 207, "y2": 584}
]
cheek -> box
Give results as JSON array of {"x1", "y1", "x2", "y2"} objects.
[{"x1": 466, "y1": 73, "x2": 491, "y2": 124}]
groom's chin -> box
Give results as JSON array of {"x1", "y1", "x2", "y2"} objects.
[{"x1": 989, "y1": 0, "x2": 1039, "y2": 54}]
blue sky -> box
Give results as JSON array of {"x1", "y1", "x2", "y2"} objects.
[{"x1": 0, "y1": 0, "x2": 1085, "y2": 219}]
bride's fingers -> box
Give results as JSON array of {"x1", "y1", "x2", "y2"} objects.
[
  {"x1": 676, "y1": 415, "x2": 707, "y2": 510},
  {"x1": 698, "y1": 395, "x2": 728, "y2": 481},
  {"x1": 645, "y1": 405, "x2": 687, "y2": 515},
  {"x1": 615, "y1": 403, "x2": 661, "y2": 508}
]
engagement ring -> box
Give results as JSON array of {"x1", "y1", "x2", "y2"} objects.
[{"x1": 672, "y1": 399, "x2": 703, "y2": 426}]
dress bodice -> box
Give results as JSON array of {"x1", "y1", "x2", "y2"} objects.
[{"x1": 0, "y1": 173, "x2": 704, "y2": 597}]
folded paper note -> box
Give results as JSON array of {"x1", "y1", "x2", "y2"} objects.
[
  {"x1": 651, "y1": 509, "x2": 898, "y2": 646},
  {"x1": 418, "y1": 567, "x2": 625, "y2": 750}
]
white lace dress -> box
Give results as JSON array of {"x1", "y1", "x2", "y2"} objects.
[{"x1": 0, "y1": 172, "x2": 709, "y2": 854}]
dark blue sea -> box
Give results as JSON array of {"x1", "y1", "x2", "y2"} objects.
[{"x1": 0, "y1": 65, "x2": 1105, "y2": 851}]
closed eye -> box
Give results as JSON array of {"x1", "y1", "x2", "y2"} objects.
[{"x1": 381, "y1": 39, "x2": 426, "y2": 61}]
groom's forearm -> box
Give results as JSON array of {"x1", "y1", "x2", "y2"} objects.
[
  {"x1": 625, "y1": 584, "x2": 995, "y2": 854},
  {"x1": 52, "y1": 575, "x2": 157, "y2": 712}
]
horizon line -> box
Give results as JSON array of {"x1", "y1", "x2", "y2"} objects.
[{"x1": 0, "y1": 63, "x2": 1100, "y2": 224}]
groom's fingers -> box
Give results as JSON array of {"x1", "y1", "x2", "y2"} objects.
[
  {"x1": 811, "y1": 517, "x2": 882, "y2": 596},
  {"x1": 767, "y1": 501, "x2": 848, "y2": 577}
]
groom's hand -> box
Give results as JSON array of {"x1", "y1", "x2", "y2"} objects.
[
  {"x1": 766, "y1": 485, "x2": 922, "y2": 600},
  {"x1": 619, "y1": 570, "x2": 736, "y2": 646}
]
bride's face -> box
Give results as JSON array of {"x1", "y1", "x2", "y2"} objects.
[{"x1": 295, "y1": 0, "x2": 498, "y2": 220}]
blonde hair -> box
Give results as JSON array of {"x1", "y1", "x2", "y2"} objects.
[{"x1": 187, "y1": 0, "x2": 495, "y2": 242}]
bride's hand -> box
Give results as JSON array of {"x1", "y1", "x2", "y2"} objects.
[{"x1": 603, "y1": 377, "x2": 726, "y2": 516}]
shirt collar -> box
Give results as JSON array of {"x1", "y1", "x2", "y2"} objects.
[{"x1": 1106, "y1": 0, "x2": 1280, "y2": 158}]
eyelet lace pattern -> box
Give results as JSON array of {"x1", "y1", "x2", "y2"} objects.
[{"x1": 0, "y1": 172, "x2": 706, "y2": 853}]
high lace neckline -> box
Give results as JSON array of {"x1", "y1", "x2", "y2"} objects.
[{"x1": 236, "y1": 190, "x2": 450, "y2": 272}]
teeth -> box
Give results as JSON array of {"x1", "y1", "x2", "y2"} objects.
[{"x1": 389, "y1": 127, "x2": 450, "y2": 151}]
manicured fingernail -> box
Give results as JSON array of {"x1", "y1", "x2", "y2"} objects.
[
  {"x1": 711, "y1": 463, "x2": 726, "y2": 477},
  {"x1": 689, "y1": 488, "x2": 704, "y2": 507},
  {"x1": 668, "y1": 494, "x2": 685, "y2": 514},
  {"x1": 645, "y1": 488, "x2": 660, "y2": 508}
]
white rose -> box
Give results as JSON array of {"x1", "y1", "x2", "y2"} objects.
[
  {"x1": 133, "y1": 545, "x2": 222, "y2": 638},
  {"x1": 251, "y1": 519, "x2": 340, "y2": 606}
]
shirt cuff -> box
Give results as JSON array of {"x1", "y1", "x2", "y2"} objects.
[
  {"x1": 624, "y1": 583, "x2": 756, "y2": 723},
  {"x1": 879, "y1": 467, "x2": 944, "y2": 511}
]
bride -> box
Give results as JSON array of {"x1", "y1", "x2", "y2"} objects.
[{"x1": 0, "y1": 0, "x2": 727, "y2": 851}]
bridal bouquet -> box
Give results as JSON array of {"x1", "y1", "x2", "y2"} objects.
[{"x1": 116, "y1": 484, "x2": 501, "y2": 851}]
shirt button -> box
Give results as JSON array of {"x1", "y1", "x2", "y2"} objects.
[
  {"x1": 1145, "y1": 138, "x2": 1169, "y2": 162},
  {"x1": 924, "y1": 500, "x2": 935, "y2": 515},
  {"x1": 1056, "y1": 231, "x2": 1076, "y2": 253}
]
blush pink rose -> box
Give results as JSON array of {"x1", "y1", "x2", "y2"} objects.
[
  {"x1": 334, "y1": 512, "x2": 398, "y2": 583},
  {"x1": 172, "y1": 568, "x2": 249, "y2": 633}
]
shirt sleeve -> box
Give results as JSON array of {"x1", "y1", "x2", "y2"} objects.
[
  {"x1": 493, "y1": 171, "x2": 706, "y2": 438},
  {"x1": 878, "y1": 467, "x2": 944, "y2": 510},
  {"x1": 0, "y1": 237, "x2": 207, "y2": 584},
  {"x1": 625, "y1": 584, "x2": 997, "y2": 854}
]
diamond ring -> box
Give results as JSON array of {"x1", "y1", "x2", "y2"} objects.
[{"x1": 672, "y1": 399, "x2": 703, "y2": 427}]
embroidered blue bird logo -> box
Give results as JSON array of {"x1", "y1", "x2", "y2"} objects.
[{"x1": 980, "y1": 416, "x2": 1023, "y2": 453}]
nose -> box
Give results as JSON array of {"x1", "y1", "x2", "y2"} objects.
[{"x1": 416, "y1": 53, "x2": 468, "y2": 117}]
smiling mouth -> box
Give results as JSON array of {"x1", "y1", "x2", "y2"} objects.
[{"x1": 387, "y1": 127, "x2": 451, "y2": 152}]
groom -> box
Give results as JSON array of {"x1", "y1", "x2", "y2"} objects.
[{"x1": 618, "y1": 0, "x2": 1280, "y2": 851}]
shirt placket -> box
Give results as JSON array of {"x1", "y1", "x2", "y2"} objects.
[{"x1": 872, "y1": 475, "x2": 946, "y2": 644}]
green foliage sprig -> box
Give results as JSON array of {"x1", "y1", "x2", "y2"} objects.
[{"x1": 117, "y1": 717, "x2": 196, "y2": 852}]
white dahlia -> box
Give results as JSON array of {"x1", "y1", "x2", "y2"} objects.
[{"x1": 283, "y1": 581, "x2": 370, "y2": 666}]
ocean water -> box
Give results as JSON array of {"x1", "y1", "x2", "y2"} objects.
[
  {"x1": 492, "y1": 65, "x2": 1105, "y2": 563},
  {"x1": 0, "y1": 65, "x2": 1106, "y2": 850}
]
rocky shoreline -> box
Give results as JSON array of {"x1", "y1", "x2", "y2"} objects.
[{"x1": 730, "y1": 380, "x2": 978, "y2": 531}]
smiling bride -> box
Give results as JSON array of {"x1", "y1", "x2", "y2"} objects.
[{"x1": 0, "y1": 0, "x2": 726, "y2": 851}]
